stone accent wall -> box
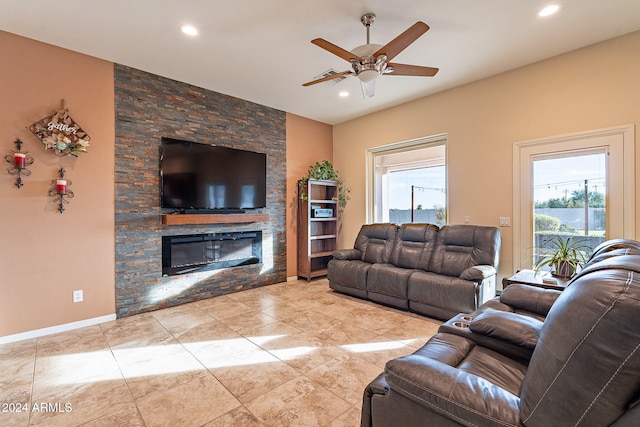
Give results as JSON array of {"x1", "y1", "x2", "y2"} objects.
[{"x1": 114, "y1": 64, "x2": 286, "y2": 318}]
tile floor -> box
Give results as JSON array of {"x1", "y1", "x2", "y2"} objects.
[{"x1": 0, "y1": 279, "x2": 441, "y2": 426}]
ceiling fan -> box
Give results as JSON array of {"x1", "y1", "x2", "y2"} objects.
[{"x1": 303, "y1": 13, "x2": 439, "y2": 98}]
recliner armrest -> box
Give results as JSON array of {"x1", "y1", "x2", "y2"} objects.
[
  {"x1": 332, "y1": 248, "x2": 362, "y2": 260},
  {"x1": 500, "y1": 283, "x2": 562, "y2": 316},
  {"x1": 384, "y1": 351, "x2": 521, "y2": 426},
  {"x1": 469, "y1": 310, "x2": 542, "y2": 350},
  {"x1": 460, "y1": 265, "x2": 496, "y2": 281}
]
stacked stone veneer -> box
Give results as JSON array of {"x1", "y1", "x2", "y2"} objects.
[{"x1": 114, "y1": 65, "x2": 286, "y2": 317}]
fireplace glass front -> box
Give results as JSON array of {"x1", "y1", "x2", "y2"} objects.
[{"x1": 162, "y1": 231, "x2": 262, "y2": 276}]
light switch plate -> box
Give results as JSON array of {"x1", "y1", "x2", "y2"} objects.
[{"x1": 499, "y1": 217, "x2": 511, "y2": 227}]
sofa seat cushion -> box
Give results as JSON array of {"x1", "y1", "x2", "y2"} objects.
[
  {"x1": 384, "y1": 333, "x2": 524, "y2": 426},
  {"x1": 366, "y1": 263, "x2": 415, "y2": 309},
  {"x1": 408, "y1": 271, "x2": 477, "y2": 316},
  {"x1": 327, "y1": 259, "x2": 371, "y2": 296}
]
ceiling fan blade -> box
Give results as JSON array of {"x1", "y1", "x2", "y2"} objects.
[
  {"x1": 360, "y1": 79, "x2": 376, "y2": 98},
  {"x1": 302, "y1": 70, "x2": 353, "y2": 87},
  {"x1": 386, "y1": 63, "x2": 439, "y2": 77},
  {"x1": 374, "y1": 22, "x2": 429, "y2": 62},
  {"x1": 311, "y1": 38, "x2": 363, "y2": 62}
]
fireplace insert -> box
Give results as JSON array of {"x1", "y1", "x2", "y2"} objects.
[{"x1": 162, "y1": 231, "x2": 262, "y2": 276}]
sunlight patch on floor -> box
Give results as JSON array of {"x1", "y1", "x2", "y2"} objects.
[{"x1": 42, "y1": 335, "x2": 409, "y2": 386}]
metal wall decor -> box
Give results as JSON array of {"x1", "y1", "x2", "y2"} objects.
[
  {"x1": 48, "y1": 168, "x2": 74, "y2": 213},
  {"x1": 4, "y1": 139, "x2": 34, "y2": 188}
]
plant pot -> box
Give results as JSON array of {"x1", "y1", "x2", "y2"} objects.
[{"x1": 553, "y1": 261, "x2": 575, "y2": 278}]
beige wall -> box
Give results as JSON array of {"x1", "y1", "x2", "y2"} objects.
[
  {"x1": 285, "y1": 113, "x2": 333, "y2": 278},
  {"x1": 333, "y1": 31, "x2": 640, "y2": 282},
  {"x1": 0, "y1": 31, "x2": 115, "y2": 337}
]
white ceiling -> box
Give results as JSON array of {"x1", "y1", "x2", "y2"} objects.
[{"x1": 2, "y1": 1, "x2": 640, "y2": 125}]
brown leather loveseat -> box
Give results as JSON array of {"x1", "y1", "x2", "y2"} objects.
[
  {"x1": 328, "y1": 223, "x2": 501, "y2": 320},
  {"x1": 362, "y1": 242, "x2": 640, "y2": 426}
]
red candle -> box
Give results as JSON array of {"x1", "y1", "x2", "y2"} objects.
[
  {"x1": 14, "y1": 153, "x2": 25, "y2": 169},
  {"x1": 56, "y1": 179, "x2": 67, "y2": 195}
]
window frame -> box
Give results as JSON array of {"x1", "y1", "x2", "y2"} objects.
[
  {"x1": 512, "y1": 125, "x2": 635, "y2": 273},
  {"x1": 366, "y1": 134, "x2": 448, "y2": 224}
]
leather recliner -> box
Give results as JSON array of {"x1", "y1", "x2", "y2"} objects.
[{"x1": 362, "y1": 252, "x2": 640, "y2": 426}]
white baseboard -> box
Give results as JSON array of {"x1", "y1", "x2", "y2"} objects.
[{"x1": 0, "y1": 314, "x2": 117, "y2": 345}]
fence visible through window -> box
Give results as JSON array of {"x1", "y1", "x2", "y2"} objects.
[{"x1": 532, "y1": 151, "x2": 606, "y2": 269}]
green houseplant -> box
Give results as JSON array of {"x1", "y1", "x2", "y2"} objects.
[
  {"x1": 299, "y1": 160, "x2": 350, "y2": 212},
  {"x1": 533, "y1": 235, "x2": 590, "y2": 278}
]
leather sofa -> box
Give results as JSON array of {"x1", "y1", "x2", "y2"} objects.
[
  {"x1": 327, "y1": 223, "x2": 501, "y2": 320},
  {"x1": 362, "y1": 241, "x2": 640, "y2": 427}
]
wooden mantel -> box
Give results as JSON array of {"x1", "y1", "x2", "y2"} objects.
[{"x1": 162, "y1": 213, "x2": 269, "y2": 226}]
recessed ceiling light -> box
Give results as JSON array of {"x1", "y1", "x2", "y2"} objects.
[
  {"x1": 538, "y1": 5, "x2": 560, "y2": 17},
  {"x1": 339, "y1": 91, "x2": 349, "y2": 98},
  {"x1": 181, "y1": 24, "x2": 198, "y2": 36}
]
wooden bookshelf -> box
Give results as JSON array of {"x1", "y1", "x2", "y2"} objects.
[{"x1": 297, "y1": 179, "x2": 338, "y2": 281}]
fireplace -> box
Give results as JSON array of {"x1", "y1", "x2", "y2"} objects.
[{"x1": 162, "y1": 231, "x2": 262, "y2": 276}]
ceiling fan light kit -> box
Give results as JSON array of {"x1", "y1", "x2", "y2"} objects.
[{"x1": 303, "y1": 13, "x2": 439, "y2": 98}]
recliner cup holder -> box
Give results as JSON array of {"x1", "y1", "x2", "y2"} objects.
[
  {"x1": 453, "y1": 321, "x2": 470, "y2": 328},
  {"x1": 461, "y1": 316, "x2": 474, "y2": 322}
]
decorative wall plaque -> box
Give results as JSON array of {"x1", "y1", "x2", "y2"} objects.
[{"x1": 29, "y1": 100, "x2": 91, "y2": 157}]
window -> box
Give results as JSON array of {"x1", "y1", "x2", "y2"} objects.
[
  {"x1": 532, "y1": 150, "x2": 607, "y2": 267},
  {"x1": 367, "y1": 135, "x2": 447, "y2": 225},
  {"x1": 513, "y1": 125, "x2": 634, "y2": 272}
]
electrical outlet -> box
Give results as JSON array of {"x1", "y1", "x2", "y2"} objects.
[
  {"x1": 499, "y1": 217, "x2": 511, "y2": 227},
  {"x1": 73, "y1": 290, "x2": 83, "y2": 303},
  {"x1": 464, "y1": 216, "x2": 470, "y2": 224}
]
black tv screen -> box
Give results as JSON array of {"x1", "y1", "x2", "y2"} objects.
[{"x1": 160, "y1": 138, "x2": 267, "y2": 210}]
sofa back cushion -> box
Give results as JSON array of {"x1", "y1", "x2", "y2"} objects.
[
  {"x1": 354, "y1": 223, "x2": 398, "y2": 264},
  {"x1": 520, "y1": 255, "x2": 640, "y2": 426},
  {"x1": 429, "y1": 225, "x2": 500, "y2": 277},
  {"x1": 389, "y1": 224, "x2": 439, "y2": 269}
]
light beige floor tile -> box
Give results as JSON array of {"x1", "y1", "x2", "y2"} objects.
[
  {"x1": 246, "y1": 375, "x2": 351, "y2": 426},
  {"x1": 331, "y1": 405, "x2": 363, "y2": 427},
  {"x1": 255, "y1": 331, "x2": 346, "y2": 373},
  {"x1": 100, "y1": 313, "x2": 173, "y2": 349},
  {"x1": 305, "y1": 353, "x2": 385, "y2": 405},
  {"x1": 174, "y1": 318, "x2": 240, "y2": 344},
  {"x1": 382, "y1": 316, "x2": 440, "y2": 349},
  {"x1": 195, "y1": 296, "x2": 254, "y2": 321},
  {"x1": 29, "y1": 382, "x2": 133, "y2": 427},
  {"x1": 218, "y1": 310, "x2": 280, "y2": 334},
  {"x1": 135, "y1": 370, "x2": 240, "y2": 427},
  {"x1": 214, "y1": 356, "x2": 299, "y2": 403},
  {"x1": 203, "y1": 405, "x2": 262, "y2": 427},
  {"x1": 32, "y1": 346, "x2": 123, "y2": 401},
  {"x1": 150, "y1": 303, "x2": 215, "y2": 336},
  {"x1": 36, "y1": 326, "x2": 108, "y2": 357},
  {"x1": 112, "y1": 340, "x2": 206, "y2": 399}
]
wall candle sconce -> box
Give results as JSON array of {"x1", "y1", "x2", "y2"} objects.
[
  {"x1": 4, "y1": 139, "x2": 34, "y2": 188},
  {"x1": 48, "y1": 168, "x2": 74, "y2": 213}
]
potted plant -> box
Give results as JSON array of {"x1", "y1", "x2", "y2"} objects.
[
  {"x1": 533, "y1": 235, "x2": 590, "y2": 278},
  {"x1": 299, "y1": 160, "x2": 350, "y2": 212}
]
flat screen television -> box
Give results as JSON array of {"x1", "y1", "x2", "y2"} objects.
[{"x1": 160, "y1": 137, "x2": 267, "y2": 211}]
